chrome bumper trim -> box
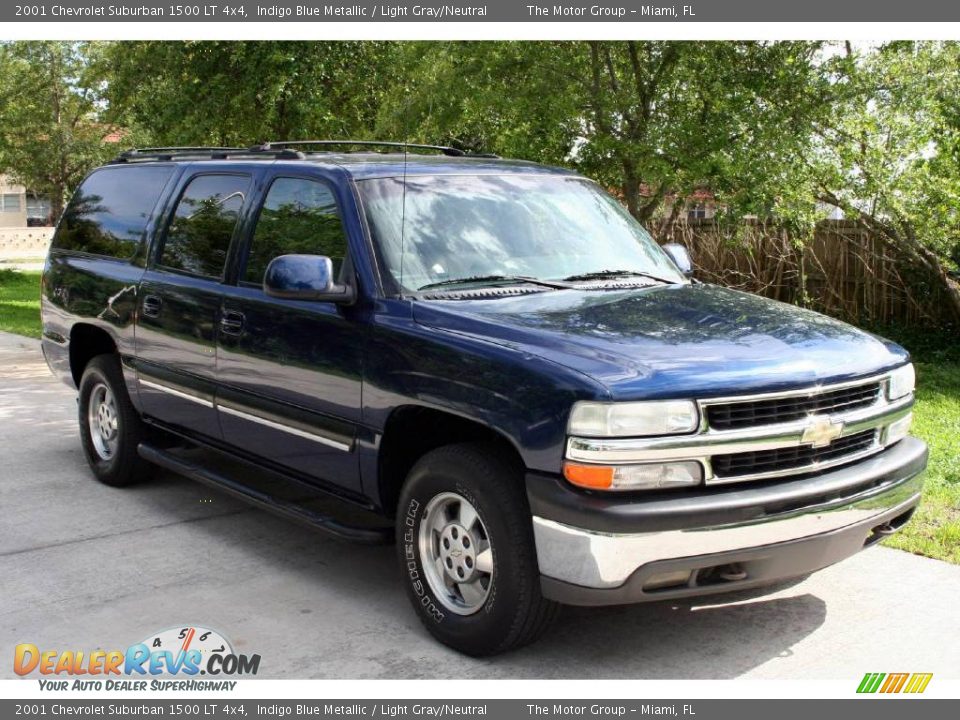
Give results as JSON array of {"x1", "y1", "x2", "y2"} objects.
[{"x1": 532, "y1": 465, "x2": 924, "y2": 590}]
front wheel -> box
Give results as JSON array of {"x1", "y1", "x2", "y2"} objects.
[{"x1": 396, "y1": 442, "x2": 559, "y2": 656}]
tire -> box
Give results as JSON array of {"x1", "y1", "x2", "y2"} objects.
[
  {"x1": 396, "y1": 442, "x2": 560, "y2": 656},
  {"x1": 78, "y1": 354, "x2": 152, "y2": 487}
]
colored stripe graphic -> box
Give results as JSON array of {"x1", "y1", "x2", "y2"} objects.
[
  {"x1": 904, "y1": 673, "x2": 933, "y2": 694},
  {"x1": 857, "y1": 672, "x2": 932, "y2": 694},
  {"x1": 881, "y1": 673, "x2": 909, "y2": 693},
  {"x1": 857, "y1": 673, "x2": 885, "y2": 693}
]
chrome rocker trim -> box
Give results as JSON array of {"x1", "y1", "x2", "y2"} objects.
[
  {"x1": 138, "y1": 375, "x2": 352, "y2": 452},
  {"x1": 139, "y1": 378, "x2": 215, "y2": 408},
  {"x1": 218, "y1": 403, "x2": 352, "y2": 452}
]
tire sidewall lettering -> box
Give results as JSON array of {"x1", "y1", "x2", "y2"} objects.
[{"x1": 403, "y1": 497, "x2": 445, "y2": 624}]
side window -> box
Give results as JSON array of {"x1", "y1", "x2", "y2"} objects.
[
  {"x1": 160, "y1": 174, "x2": 250, "y2": 278},
  {"x1": 243, "y1": 177, "x2": 349, "y2": 285},
  {"x1": 53, "y1": 166, "x2": 174, "y2": 258}
]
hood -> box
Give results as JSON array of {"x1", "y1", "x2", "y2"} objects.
[{"x1": 412, "y1": 284, "x2": 909, "y2": 400}]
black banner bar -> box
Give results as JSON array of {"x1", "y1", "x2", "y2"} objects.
[{"x1": 5, "y1": 1, "x2": 960, "y2": 23}]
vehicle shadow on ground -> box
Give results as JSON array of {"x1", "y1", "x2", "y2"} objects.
[{"x1": 136, "y1": 468, "x2": 828, "y2": 680}]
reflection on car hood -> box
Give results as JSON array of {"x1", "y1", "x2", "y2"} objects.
[{"x1": 412, "y1": 284, "x2": 909, "y2": 400}]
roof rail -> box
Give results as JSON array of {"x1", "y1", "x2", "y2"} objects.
[
  {"x1": 109, "y1": 141, "x2": 500, "y2": 164},
  {"x1": 256, "y1": 140, "x2": 470, "y2": 157},
  {"x1": 110, "y1": 146, "x2": 305, "y2": 163}
]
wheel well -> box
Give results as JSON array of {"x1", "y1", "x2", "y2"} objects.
[
  {"x1": 69, "y1": 324, "x2": 118, "y2": 386},
  {"x1": 377, "y1": 406, "x2": 525, "y2": 515}
]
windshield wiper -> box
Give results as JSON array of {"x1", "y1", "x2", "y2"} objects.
[
  {"x1": 561, "y1": 269, "x2": 675, "y2": 284},
  {"x1": 418, "y1": 275, "x2": 571, "y2": 291}
]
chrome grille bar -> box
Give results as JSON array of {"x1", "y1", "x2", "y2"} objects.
[{"x1": 565, "y1": 372, "x2": 913, "y2": 484}]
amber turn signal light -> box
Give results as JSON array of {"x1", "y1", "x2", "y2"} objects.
[{"x1": 563, "y1": 463, "x2": 614, "y2": 489}]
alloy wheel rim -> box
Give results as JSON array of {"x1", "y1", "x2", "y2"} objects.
[
  {"x1": 88, "y1": 383, "x2": 119, "y2": 461},
  {"x1": 419, "y1": 491, "x2": 494, "y2": 615}
]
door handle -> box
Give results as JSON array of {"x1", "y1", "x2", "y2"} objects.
[
  {"x1": 220, "y1": 310, "x2": 245, "y2": 336},
  {"x1": 142, "y1": 295, "x2": 162, "y2": 318}
]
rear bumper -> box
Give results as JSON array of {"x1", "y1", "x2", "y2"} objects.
[{"x1": 528, "y1": 437, "x2": 927, "y2": 606}]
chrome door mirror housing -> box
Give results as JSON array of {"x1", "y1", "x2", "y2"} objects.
[
  {"x1": 662, "y1": 243, "x2": 694, "y2": 277},
  {"x1": 263, "y1": 254, "x2": 355, "y2": 304}
]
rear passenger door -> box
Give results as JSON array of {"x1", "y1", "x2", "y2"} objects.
[
  {"x1": 214, "y1": 173, "x2": 364, "y2": 492},
  {"x1": 135, "y1": 171, "x2": 252, "y2": 440}
]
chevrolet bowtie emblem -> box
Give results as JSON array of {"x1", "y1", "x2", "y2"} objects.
[{"x1": 801, "y1": 416, "x2": 845, "y2": 447}]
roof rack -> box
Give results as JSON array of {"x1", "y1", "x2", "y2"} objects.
[
  {"x1": 257, "y1": 140, "x2": 499, "y2": 158},
  {"x1": 256, "y1": 140, "x2": 468, "y2": 157},
  {"x1": 110, "y1": 146, "x2": 305, "y2": 163},
  {"x1": 109, "y1": 140, "x2": 499, "y2": 164}
]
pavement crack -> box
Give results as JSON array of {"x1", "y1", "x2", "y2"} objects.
[{"x1": 0, "y1": 506, "x2": 256, "y2": 559}]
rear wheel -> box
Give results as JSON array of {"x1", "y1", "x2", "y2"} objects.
[
  {"x1": 78, "y1": 354, "x2": 152, "y2": 487},
  {"x1": 397, "y1": 442, "x2": 559, "y2": 656}
]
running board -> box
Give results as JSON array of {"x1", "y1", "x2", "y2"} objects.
[{"x1": 137, "y1": 443, "x2": 392, "y2": 545}]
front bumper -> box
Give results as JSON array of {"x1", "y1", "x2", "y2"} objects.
[{"x1": 528, "y1": 436, "x2": 927, "y2": 606}]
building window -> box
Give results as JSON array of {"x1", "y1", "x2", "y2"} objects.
[
  {"x1": 687, "y1": 203, "x2": 707, "y2": 220},
  {"x1": 25, "y1": 195, "x2": 51, "y2": 221},
  {"x1": 1, "y1": 193, "x2": 22, "y2": 213}
]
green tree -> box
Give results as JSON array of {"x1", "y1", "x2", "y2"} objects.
[
  {"x1": 377, "y1": 41, "x2": 830, "y2": 230},
  {"x1": 97, "y1": 41, "x2": 398, "y2": 146},
  {"x1": 804, "y1": 41, "x2": 960, "y2": 323},
  {"x1": 0, "y1": 42, "x2": 118, "y2": 220}
]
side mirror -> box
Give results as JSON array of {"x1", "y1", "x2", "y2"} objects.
[
  {"x1": 662, "y1": 243, "x2": 694, "y2": 277},
  {"x1": 263, "y1": 254, "x2": 355, "y2": 304}
]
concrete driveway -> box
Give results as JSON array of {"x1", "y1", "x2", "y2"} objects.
[{"x1": 1, "y1": 331, "x2": 958, "y2": 679}]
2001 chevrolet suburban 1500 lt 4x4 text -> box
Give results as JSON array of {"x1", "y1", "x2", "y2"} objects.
[{"x1": 41, "y1": 141, "x2": 927, "y2": 656}]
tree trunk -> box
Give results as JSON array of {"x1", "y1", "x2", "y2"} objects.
[
  {"x1": 50, "y1": 186, "x2": 65, "y2": 223},
  {"x1": 620, "y1": 159, "x2": 641, "y2": 220}
]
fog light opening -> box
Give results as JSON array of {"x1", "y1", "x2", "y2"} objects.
[{"x1": 642, "y1": 569, "x2": 693, "y2": 592}]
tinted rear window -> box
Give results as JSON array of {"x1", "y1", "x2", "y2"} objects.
[
  {"x1": 52, "y1": 166, "x2": 174, "y2": 258},
  {"x1": 159, "y1": 174, "x2": 250, "y2": 278}
]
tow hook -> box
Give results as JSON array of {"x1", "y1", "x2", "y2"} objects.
[
  {"x1": 718, "y1": 563, "x2": 748, "y2": 582},
  {"x1": 871, "y1": 522, "x2": 897, "y2": 537}
]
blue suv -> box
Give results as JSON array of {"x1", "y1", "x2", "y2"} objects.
[{"x1": 41, "y1": 141, "x2": 927, "y2": 656}]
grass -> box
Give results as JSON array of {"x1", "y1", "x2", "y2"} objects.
[
  {"x1": 882, "y1": 361, "x2": 960, "y2": 563},
  {"x1": 0, "y1": 268, "x2": 957, "y2": 562},
  {"x1": 0, "y1": 269, "x2": 41, "y2": 338}
]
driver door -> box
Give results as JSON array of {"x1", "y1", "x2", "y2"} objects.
[{"x1": 214, "y1": 173, "x2": 365, "y2": 492}]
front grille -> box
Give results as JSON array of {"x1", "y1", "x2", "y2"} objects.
[
  {"x1": 706, "y1": 382, "x2": 881, "y2": 430},
  {"x1": 712, "y1": 429, "x2": 877, "y2": 479}
]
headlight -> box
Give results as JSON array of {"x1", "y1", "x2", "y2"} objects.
[
  {"x1": 563, "y1": 461, "x2": 703, "y2": 491},
  {"x1": 888, "y1": 364, "x2": 915, "y2": 400},
  {"x1": 568, "y1": 400, "x2": 699, "y2": 437}
]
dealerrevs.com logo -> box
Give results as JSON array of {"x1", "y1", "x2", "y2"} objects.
[{"x1": 14, "y1": 626, "x2": 260, "y2": 691}]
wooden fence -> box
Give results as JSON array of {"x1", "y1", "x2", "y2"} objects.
[{"x1": 662, "y1": 219, "x2": 953, "y2": 329}]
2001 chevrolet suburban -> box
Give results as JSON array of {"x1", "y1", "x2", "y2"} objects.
[{"x1": 41, "y1": 141, "x2": 927, "y2": 656}]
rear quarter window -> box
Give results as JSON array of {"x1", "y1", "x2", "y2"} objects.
[{"x1": 52, "y1": 165, "x2": 174, "y2": 259}]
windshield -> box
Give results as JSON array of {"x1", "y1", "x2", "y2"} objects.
[{"x1": 357, "y1": 174, "x2": 685, "y2": 293}]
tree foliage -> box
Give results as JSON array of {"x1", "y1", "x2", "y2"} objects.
[
  {"x1": 96, "y1": 41, "x2": 398, "y2": 146},
  {"x1": 0, "y1": 42, "x2": 119, "y2": 219},
  {"x1": 376, "y1": 41, "x2": 832, "y2": 231},
  {"x1": 804, "y1": 42, "x2": 960, "y2": 321},
  {"x1": 1, "y1": 39, "x2": 958, "y2": 324}
]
